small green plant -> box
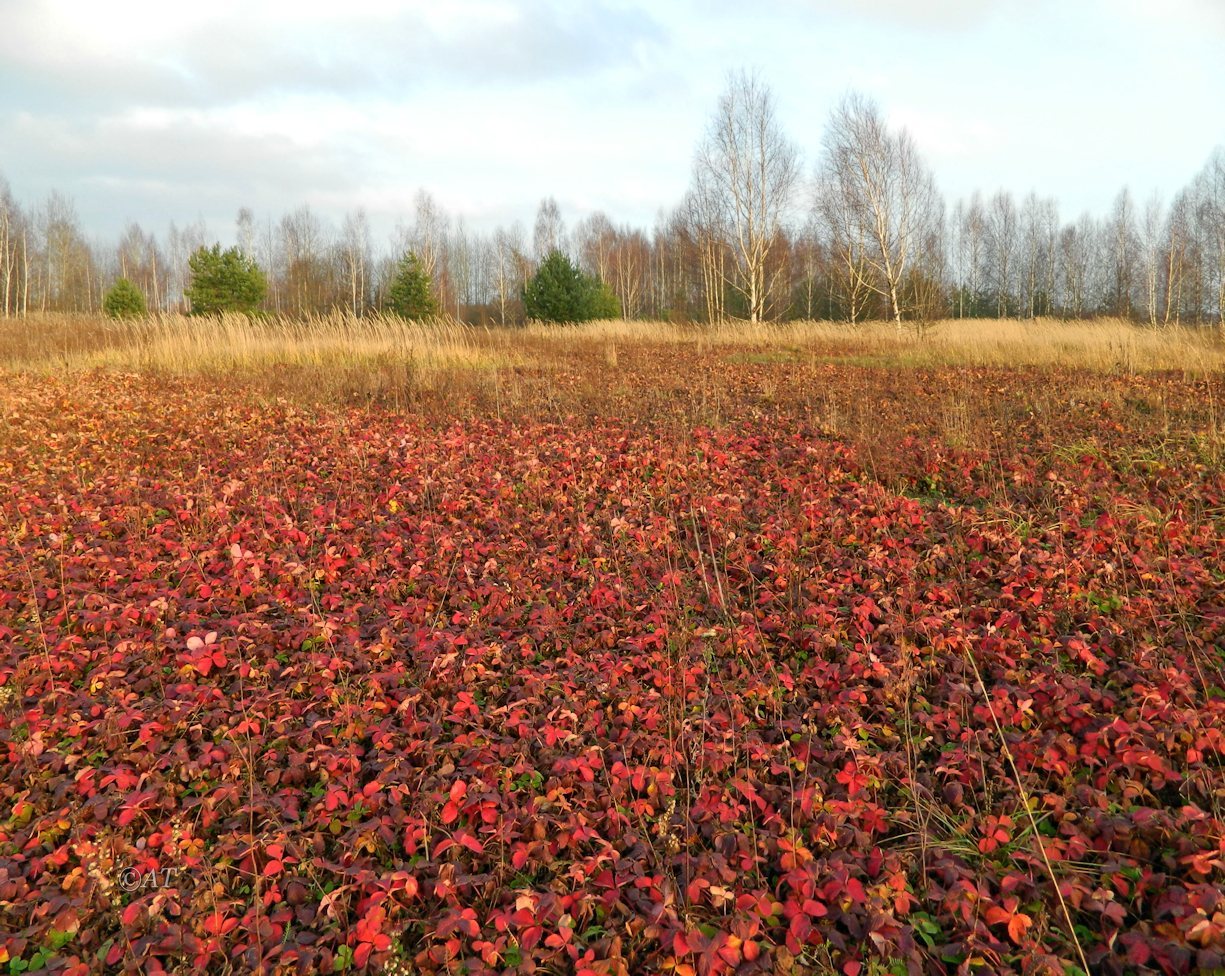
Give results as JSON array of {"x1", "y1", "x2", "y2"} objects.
[
  {"x1": 12, "y1": 930, "x2": 73, "y2": 974},
  {"x1": 102, "y1": 278, "x2": 147, "y2": 318},
  {"x1": 1081, "y1": 591, "x2": 1124, "y2": 614},
  {"x1": 910, "y1": 911, "x2": 943, "y2": 949},
  {"x1": 512, "y1": 770, "x2": 544, "y2": 793},
  {"x1": 11, "y1": 947, "x2": 55, "y2": 973}
]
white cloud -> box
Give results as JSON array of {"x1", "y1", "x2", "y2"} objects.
[
  {"x1": 1, "y1": 0, "x2": 668, "y2": 110},
  {"x1": 818, "y1": 0, "x2": 1010, "y2": 29},
  {"x1": 0, "y1": 0, "x2": 1219, "y2": 243}
]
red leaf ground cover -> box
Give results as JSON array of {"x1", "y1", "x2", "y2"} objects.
[{"x1": 1, "y1": 368, "x2": 1223, "y2": 975}]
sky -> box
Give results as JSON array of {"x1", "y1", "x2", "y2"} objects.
[{"x1": 0, "y1": 0, "x2": 1222, "y2": 248}]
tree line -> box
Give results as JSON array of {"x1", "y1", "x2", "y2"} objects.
[{"x1": 1, "y1": 72, "x2": 1222, "y2": 326}]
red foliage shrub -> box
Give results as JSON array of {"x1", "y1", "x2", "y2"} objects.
[{"x1": 1, "y1": 371, "x2": 1222, "y2": 974}]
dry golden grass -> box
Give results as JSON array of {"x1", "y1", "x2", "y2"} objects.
[
  {"x1": 0, "y1": 312, "x2": 515, "y2": 404},
  {"x1": 0, "y1": 311, "x2": 495, "y2": 370},
  {"x1": 525, "y1": 316, "x2": 1225, "y2": 372},
  {"x1": 0, "y1": 313, "x2": 1220, "y2": 410},
  {"x1": 3, "y1": 311, "x2": 1222, "y2": 486},
  {"x1": 844, "y1": 317, "x2": 1225, "y2": 372}
]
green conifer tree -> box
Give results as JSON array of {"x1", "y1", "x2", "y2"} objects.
[
  {"x1": 185, "y1": 244, "x2": 267, "y2": 315},
  {"x1": 386, "y1": 252, "x2": 439, "y2": 319},
  {"x1": 523, "y1": 250, "x2": 621, "y2": 323},
  {"x1": 102, "y1": 277, "x2": 147, "y2": 318}
]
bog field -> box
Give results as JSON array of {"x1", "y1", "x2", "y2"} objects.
[{"x1": 1, "y1": 316, "x2": 1224, "y2": 976}]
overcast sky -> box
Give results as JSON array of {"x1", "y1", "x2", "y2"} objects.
[{"x1": 1, "y1": 0, "x2": 1221, "y2": 248}]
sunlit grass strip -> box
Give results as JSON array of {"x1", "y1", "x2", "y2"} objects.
[
  {"x1": 1, "y1": 312, "x2": 1221, "y2": 377},
  {"x1": 527, "y1": 316, "x2": 1225, "y2": 371},
  {"x1": 0, "y1": 312, "x2": 506, "y2": 374}
]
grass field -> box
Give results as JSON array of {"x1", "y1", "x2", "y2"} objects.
[{"x1": 1, "y1": 316, "x2": 1223, "y2": 975}]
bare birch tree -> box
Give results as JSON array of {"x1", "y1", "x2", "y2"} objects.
[
  {"x1": 1163, "y1": 191, "x2": 1191, "y2": 324},
  {"x1": 1106, "y1": 188, "x2": 1138, "y2": 319},
  {"x1": 116, "y1": 221, "x2": 163, "y2": 312},
  {"x1": 395, "y1": 190, "x2": 451, "y2": 309},
  {"x1": 236, "y1": 207, "x2": 255, "y2": 260},
  {"x1": 680, "y1": 181, "x2": 730, "y2": 323},
  {"x1": 1138, "y1": 192, "x2": 1164, "y2": 326},
  {"x1": 339, "y1": 209, "x2": 371, "y2": 316},
  {"x1": 491, "y1": 224, "x2": 526, "y2": 326},
  {"x1": 950, "y1": 193, "x2": 987, "y2": 317},
  {"x1": 448, "y1": 217, "x2": 474, "y2": 320},
  {"x1": 0, "y1": 177, "x2": 19, "y2": 317},
  {"x1": 985, "y1": 190, "x2": 1017, "y2": 318},
  {"x1": 573, "y1": 211, "x2": 616, "y2": 285},
  {"x1": 280, "y1": 205, "x2": 331, "y2": 315},
  {"x1": 815, "y1": 166, "x2": 872, "y2": 323},
  {"x1": 817, "y1": 93, "x2": 941, "y2": 331},
  {"x1": 610, "y1": 227, "x2": 649, "y2": 320},
  {"x1": 1195, "y1": 149, "x2": 1225, "y2": 326},
  {"x1": 1017, "y1": 194, "x2": 1058, "y2": 318},
  {"x1": 532, "y1": 197, "x2": 565, "y2": 263},
  {"x1": 692, "y1": 70, "x2": 799, "y2": 323}
]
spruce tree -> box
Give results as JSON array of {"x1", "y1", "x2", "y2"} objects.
[
  {"x1": 523, "y1": 250, "x2": 621, "y2": 323},
  {"x1": 103, "y1": 277, "x2": 147, "y2": 318},
  {"x1": 386, "y1": 252, "x2": 438, "y2": 319}
]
